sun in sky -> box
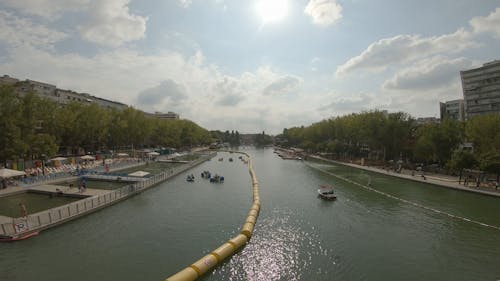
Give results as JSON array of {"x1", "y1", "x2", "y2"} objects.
[{"x1": 256, "y1": 0, "x2": 289, "y2": 24}]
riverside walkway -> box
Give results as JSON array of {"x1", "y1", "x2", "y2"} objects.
[
  {"x1": 308, "y1": 155, "x2": 500, "y2": 197},
  {"x1": 0, "y1": 159, "x2": 148, "y2": 197},
  {"x1": 0, "y1": 152, "x2": 216, "y2": 241}
]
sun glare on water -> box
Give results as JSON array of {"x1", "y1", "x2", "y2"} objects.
[{"x1": 256, "y1": 0, "x2": 288, "y2": 24}]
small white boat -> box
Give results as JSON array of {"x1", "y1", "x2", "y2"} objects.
[{"x1": 318, "y1": 185, "x2": 336, "y2": 200}]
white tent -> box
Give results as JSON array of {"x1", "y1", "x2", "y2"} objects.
[
  {"x1": 80, "y1": 155, "x2": 95, "y2": 160},
  {"x1": 128, "y1": 171, "x2": 150, "y2": 177},
  {"x1": 50, "y1": 157, "x2": 68, "y2": 161},
  {"x1": 147, "y1": 152, "x2": 160, "y2": 156},
  {"x1": 116, "y1": 153, "x2": 129, "y2": 157},
  {"x1": 0, "y1": 168, "x2": 26, "y2": 178}
]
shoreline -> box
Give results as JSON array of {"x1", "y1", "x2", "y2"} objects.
[
  {"x1": 307, "y1": 155, "x2": 500, "y2": 198},
  {"x1": 0, "y1": 152, "x2": 216, "y2": 241}
]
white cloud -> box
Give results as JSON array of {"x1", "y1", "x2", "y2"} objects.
[
  {"x1": 0, "y1": 11, "x2": 67, "y2": 50},
  {"x1": 336, "y1": 7, "x2": 500, "y2": 78},
  {"x1": 79, "y1": 0, "x2": 147, "y2": 47},
  {"x1": 262, "y1": 75, "x2": 302, "y2": 96},
  {"x1": 336, "y1": 29, "x2": 475, "y2": 77},
  {"x1": 0, "y1": 43, "x2": 307, "y2": 133},
  {"x1": 317, "y1": 92, "x2": 381, "y2": 115},
  {"x1": 310, "y1": 57, "x2": 320, "y2": 71},
  {"x1": 470, "y1": 7, "x2": 500, "y2": 38},
  {"x1": 213, "y1": 76, "x2": 246, "y2": 106},
  {"x1": 177, "y1": 0, "x2": 193, "y2": 8},
  {"x1": 137, "y1": 79, "x2": 188, "y2": 107},
  {"x1": 1, "y1": 0, "x2": 90, "y2": 19},
  {"x1": 304, "y1": 0, "x2": 342, "y2": 26},
  {"x1": 382, "y1": 56, "x2": 474, "y2": 91},
  {"x1": 378, "y1": 57, "x2": 478, "y2": 117}
]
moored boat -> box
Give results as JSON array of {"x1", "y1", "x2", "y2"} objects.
[{"x1": 0, "y1": 231, "x2": 40, "y2": 242}]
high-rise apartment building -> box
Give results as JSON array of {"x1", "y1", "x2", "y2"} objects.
[
  {"x1": 460, "y1": 60, "x2": 500, "y2": 119},
  {"x1": 439, "y1": 99, "x2": 465, "y2": 121},
  {"x1": 0, "y1": 75, "x2": 128, "y2": 111}
]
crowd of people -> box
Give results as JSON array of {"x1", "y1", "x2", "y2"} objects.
[{"x1": 2, "y1": 157, "x2": 144, "y2": 189}]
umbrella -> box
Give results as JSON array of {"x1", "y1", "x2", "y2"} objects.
[
  {"x1": 147, "y1": 152, "x2": 160, "y2": 156},
  {"x1": 80, "y1": 155, "x2": 95, "y2": 160},
  {"x1": 128, "y1": 171, "x2": 150, "y2": 177},
  {"x1": 0, "y1": 168, "x2": 26, "y2": 178},
  {"x1": 50, "y1": 157, "x2": 68, "y2": 161}
]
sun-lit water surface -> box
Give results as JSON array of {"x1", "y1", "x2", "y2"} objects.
[{"x1": 0, "y1": 148, "x2": 499, "y2": 281}]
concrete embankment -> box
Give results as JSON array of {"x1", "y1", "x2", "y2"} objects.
[
  {"x1": 166, "y1": 151, "x2": 261, "y2": 281},
  {"x1": 307, "y1": 155, "x2": 500, "y2": 197},
  {"x1": 0, "y1": 153, "x2": 216, "y2": 241}
]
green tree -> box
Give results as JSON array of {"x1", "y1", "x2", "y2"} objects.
[
  {"x1": 413, "y1": 119, "x2": 463, "y2": 165},
  {"x1": 0, "y1": 86, "x2": 24, "y2": 163},
  {"x1": 479, "y1": 151, "x2": 500, "y2": 183},
  {"x1": 447, "y1": 150, "x2": 478, "y2": 183},
  {"x1": 465, "y1": 114, "x2": 500, "y2": 155},
  {"x1": 255, "y1": 131, "x2": 273, "y2": 146}
]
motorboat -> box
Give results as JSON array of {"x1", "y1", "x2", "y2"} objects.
[{"x1": 318, "y1": 185, "x2": 336, "y2": 200}]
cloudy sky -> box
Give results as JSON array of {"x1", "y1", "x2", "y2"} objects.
[{"x1": 0, "y1": 0, "x2": 499, "y2": 133}]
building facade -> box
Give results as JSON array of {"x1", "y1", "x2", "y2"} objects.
[
  {"x1": 460, "y1": 60, "x2": 500, "y2": 119},
  {"x1": 0, "y1": 75, "x2": 19, "y2": 85},
  {"x1": 439, "y1": 99, "x2": 465, "y2": 121},
  {"x1": 0, "y1": 75, "x2": 127, "y2": 111},
  {"x1": 416, "y1": 117, "x2": 440, "y2": 125},
  {"x1": 149, "y1": 111, "x2": 180, "y2": 119}
]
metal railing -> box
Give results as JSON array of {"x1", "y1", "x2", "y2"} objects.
[{"x1": 0, "y1": 153, "x2": 216, "y2": 238}]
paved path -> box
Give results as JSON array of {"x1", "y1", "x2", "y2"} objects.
[
  {"x1": 0, "y1": 161, "x2": 146, "y2": 198},
  {"x1": 0, "y1": 215, "x2": 12, "y2": 224},
  {"x1": 30, "y1": 184, "x2": 111, "y2": 197},
  {"x1": 308, "y1": 156, "x2": 500, "y2": 197}
]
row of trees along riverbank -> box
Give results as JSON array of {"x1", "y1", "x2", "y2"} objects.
[
  {"x1": 0, "y1": 85, "x2": 212, "y2": 164},
  {"x1": 276, "y1": 110, "x2": 500, "y2": 180}
]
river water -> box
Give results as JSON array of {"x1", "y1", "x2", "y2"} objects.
[{"x1": 1, "y1": 148, "x2": 499, "y2": 281}]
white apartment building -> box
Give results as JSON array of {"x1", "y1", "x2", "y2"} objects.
[
  {"x1": 439, "y1": 99, "x2": 465, "y2": 121},
  {"x1": 460, "y1": 60, "x2": 500, "y2": 119},
  {"x1": 0, "y1": 75, "x2": 127, "y2": 111}
]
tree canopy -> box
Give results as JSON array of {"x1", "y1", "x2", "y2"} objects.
[
  {"x1": 278, "y1": 110, "x2": 500, "y2": 176},
  {"x1": 0, "y1": 86, "x2": 212, "y2": 162}
]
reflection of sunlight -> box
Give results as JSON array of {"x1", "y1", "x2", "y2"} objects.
[
  {"x1": 212, "y1": 208, "x2": 337, "y2": 280},
  {"x1": 256, "y1": 0, "x2": 288, "y2": 24}
]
